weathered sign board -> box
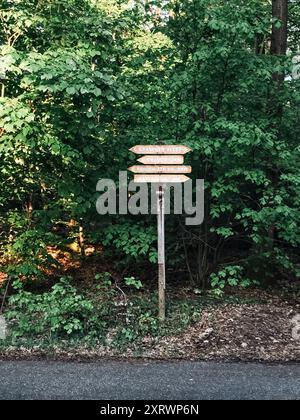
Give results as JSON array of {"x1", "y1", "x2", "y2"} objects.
[
  {"x1": 129, "y1": 165, "x2": 191, "y2": 174},
  {"x1": 134, "y1": 174, "x2": 190, "y2": 183},
  {"x1": 130, "y1": 145, "x2": 192, "y2": 155},
  {"x1": 138, "y1": 155, "x2": 184, "y2": 165}
]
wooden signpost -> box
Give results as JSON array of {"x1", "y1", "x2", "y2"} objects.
[
  {"x1": 138, "y1": 155, "x2": 184, "y2": 165},
  {"x1": 130, "y1": 145, "x2": 192, "y2": 155},
  {"x1": 133, "y1": 174, "x2": 190, "y2": 184},
  {"x1": 129, "y1": 145, "x2": 192, "y2": 321},
  {"x1": 129, "y1": 165, "x2": 192, "y2": 174}
]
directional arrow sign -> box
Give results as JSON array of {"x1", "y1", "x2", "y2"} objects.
[
  {"x1": 130, "y1": 145, "x2": 192, "y2": 155},
  {"x1": 129, "y1": 165, "x2": 192, "y2": 174},
  {"x1": 134, "y1": 175, "x2": 190, "y2": 184},
  {"x1": 138, "y1": 155, "x2": 184, "y2": 165}
]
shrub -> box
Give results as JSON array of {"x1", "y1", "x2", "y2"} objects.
[
  {"x1": 6, "y1": 277, "x2": 94, "y2": 340},
  {"x1": 210, "y1": 265, "x2": 255, "y2": 296}
]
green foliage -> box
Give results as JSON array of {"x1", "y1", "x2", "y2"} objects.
[
  {"x1": 124, "y1": 276, "x2": 143, "y2": 290},
  {"x1": 6, "y1": 277, "x2": 94, "y2": 339},
  {"x1": 1, "y1": 210, "x2": 59, "y2": 282},
  {"x1": 3, "y1": 274, "x2": 203, "y2": 348},
  {"x1": 210, "y1": 265, "x2": 256, "y2": 296},
  {"x1": 101, "y1": 223, "x2": 157, "y2": 263},
  {"x1": 0, "y1": 0, "x2": 299, "y2": 326}
]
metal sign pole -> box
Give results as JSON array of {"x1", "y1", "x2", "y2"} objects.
[{"x1": 157, "y1": 185, "x2": 166, "y2": 321}]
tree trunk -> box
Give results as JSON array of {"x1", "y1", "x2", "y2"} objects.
[
  {"x1": 271, "y1": 0, "x2": 288, "y2": 56},
  {"x1": 270, "y1": 0, "x2": 288, "y2": 123},
  {"x1": 271, "y1": 0, "x2": 288, "y2": 87},
  {"x1": 79, "y1": 218, "x2": 86, "y2": 258},
  {"x1": 268, "y1": 0, "x2": 288, "y2": 249},
  {"x1": 268, "y1": 0, "x2": 289, "y2": 123},
  {"x1": 0, "y1": 83, "x2": 5, "y2": 98}
]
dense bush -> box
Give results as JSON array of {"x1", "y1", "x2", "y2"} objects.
[
  {"x1": 0, "y1": 0, "x2": 299, "y2": 309},
  {"x1": 6, "y1": 278, "x2": 94, "y2": 339},
  {"x1": 2, "y1": 274, "x2": 202, "y2": 347}
]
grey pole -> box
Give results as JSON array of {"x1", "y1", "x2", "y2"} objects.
[{"x1": 157, "y1": 185, "x2": 166, "y2": 321}]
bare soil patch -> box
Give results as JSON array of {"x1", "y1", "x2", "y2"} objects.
[{"x1": 139, "y1": 301, "x2": 300, "y2": 362}]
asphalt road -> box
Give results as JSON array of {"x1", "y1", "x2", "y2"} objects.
[{"x1": 0, "y1": 361, "x2": 299, "y2": 400}]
